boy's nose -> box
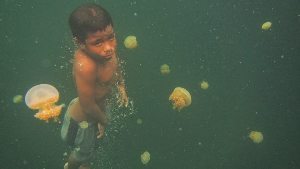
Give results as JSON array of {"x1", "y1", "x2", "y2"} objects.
[
  {"x1": 103, "y1": 42, "x2": 113, "y2": 50},
  {"x1": 103, "y1": 45, "x2": 113, "y2": 54}
]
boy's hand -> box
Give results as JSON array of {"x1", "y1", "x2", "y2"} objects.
[{"x1": 97, "y1": 123, "x2": 105, "y2": 139}]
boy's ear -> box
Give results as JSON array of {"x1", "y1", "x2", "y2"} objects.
[
  {"x1": 72, "y1": 37, "x2": 85, "y2": 49},
  {"x1": 72, "y1": 37, "x2": 80, "y2": 44}
]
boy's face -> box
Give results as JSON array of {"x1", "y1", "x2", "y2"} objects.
[{"x1": 82, "y1": 25, "x2": 117, "y2": 60}]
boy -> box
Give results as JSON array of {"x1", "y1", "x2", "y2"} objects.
[{"x1": 61, "y1": 3, "x2": 128, "y2": 169}]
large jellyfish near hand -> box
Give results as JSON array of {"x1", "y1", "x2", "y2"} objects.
[
  {"x1": 169, "y1": 87, "x2": 192, "y2": 111},
  {"x1": 25, "y1": 84, "x2": 64, "y2": 122}
]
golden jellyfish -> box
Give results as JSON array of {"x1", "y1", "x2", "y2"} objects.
[
  {"x1": 160, "y1": 64, "x2": 170, "y2": 75},
  {"x1": 249, "y1": 131, "x2": 264, "y2": 143},
  {"x1": 13, "y1": 95, "x2": 23, "y2": 104},
  {"x1": 199, "y1": 81, "x2": 209, "y2": 90},
  {"x1": 261, "y1": 21, "x2": 272, "y2": 30},
  {"x1": 141, "y1": 151, "x2": 150, "y2": 165},
  {"x1": 79, "y1": 121, "x2": 89, "y2": 129},
  {"x1": 124, "y1": 35, "x2": 138, "y2": 49},
  {"x1": 169, "y1": 87, "x2": 192, "y2": 111},
  {"x1": 25, "y1": 84, "x2": 64, "y2": 122}
]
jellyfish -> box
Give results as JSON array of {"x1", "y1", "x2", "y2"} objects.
[
  {"x1": 141, "y1": 151, "x2": 150, "y2": 165},
  {"x1": 13, "y1": 95, "x2": 23, "y2": 104},
  {"x1": 136, "y1": 118, "x2": 143, "y2": 125},
  {"x1": 169, "y1": 87, "x2": 192, "y2": 111},
  {"x1": 160, "y1": 64, "x2": 170, "y2": 75},
  {"x1": 124, "y1": 35, "x2": 138, "y2": 49},
  {"x1": 199, "y1": 81, "x2": 209, "y2": 90},
  {"x1": 261, "y1": 21, "x2": 272, "y2": 30},
  {"x1": 25, "y1": 84, "x2": 64, "y2": 122},
  {"x1": 79, "y1": 121, "x2": 88, "y2": 129},
  {"x1": 249, "y1": 131, "x2": 263, "y2": 143}
]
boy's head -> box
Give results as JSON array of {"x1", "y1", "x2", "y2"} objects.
[{"x1": 69, "y1": 3, "x2": 113, "y2": 43}]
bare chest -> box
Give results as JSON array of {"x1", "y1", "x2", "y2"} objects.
[{"x1": 96, "y1": 59, "x2": 118, "y2": 84}]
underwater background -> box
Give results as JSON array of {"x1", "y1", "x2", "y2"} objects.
[{"x1": 0, "y1": 0, "x2": 299, "y2": 169}]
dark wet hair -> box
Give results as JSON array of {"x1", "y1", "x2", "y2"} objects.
[{"x1": 69, "y1": 3, "x2": 113, "y2": 43}]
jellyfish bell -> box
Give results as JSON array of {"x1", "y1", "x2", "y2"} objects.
[
  {"x1": 25, "y1": 84, "x2": 64, "y2": 122},
  {"x1": 136, "y1": 118, "x2": 143, "y2": 125},
  {"x1": 200, "y1": 81, "x2": 209, "y2": 90},
  {"x1": 249, "y1": 131, "x2": 264, "y2": 143},
  {"x1": 169, "y1": 87, "x2": 192, "y2": 111},
  {"x1": 124, "y1": 35, "x2": 138, "y2": 49},
  {"x1": 141, "y1": 151, "x2": 150, "y2": 165},
  {"x1": 160, "y1": 64, "x2": 170, "y2": 75},
  {"x1": 25, "y1": 84, "x2": 58, "y2": 109},
  {"x1": 13, "y1": 95, "x2": 23, "y2": 104},
  {"x1": 79, "y1": 121, "x2": 89, "y2": 129},
  {"x1": 261, "y1": 21, "x2": 272, "y2": 30}
]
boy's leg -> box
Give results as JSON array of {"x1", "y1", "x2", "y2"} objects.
[
  {"x1": 64, "y1": 156, "x2": 90, "y2": 169},
  {"x1": 61, "y1": 98, "x2": 97, "y2": 169},
  {"x1": 65, "y1": 122, "x2": 97, "y2": 169},
  {"x1": 65, "y1": 152, "x2": 82, "y2": 169},
  {"x1": 79, "y1": 163, "x2": 90, "y2": 169},
  {"x1": 64, "y1": 162, "x2": 68, "y2": 169}
]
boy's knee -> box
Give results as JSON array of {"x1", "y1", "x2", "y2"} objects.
[
  {"x1": 67, "y1": 153, "x2": 82, "y2": 169},
  {"x1": 65, "y1": 157, "x2": 90, "y2": 169},
  {"x1": 70, "y1": 150, "x2": 93, "y2": 165},
  {"x1": 79, "y1": 163, "x2": 90, "y2": 169},
  {"x1": 64, "y1": 162, "x2": 69, "y2": 169}
]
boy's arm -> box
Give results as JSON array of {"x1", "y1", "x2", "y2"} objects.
[
  {"x1": 117, "y1": 81, "x2": 128, "y2": 107},
  {"x1": 116, "y1": 61, "x2": 128, "y2": 107},
  {"x1": 74, "y1": 57, "x2": 108, "y2": 126}
]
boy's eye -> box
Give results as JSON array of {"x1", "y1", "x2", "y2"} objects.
[
  {"x1": 89, "y1": 34, "x2": 115, "y2": 46},
  {"x1": 93, "y1": 40, "x2": 103, "y2": 46},
  {"x1": 95, "y1": 42, "x2": 103, "y2": 46}
]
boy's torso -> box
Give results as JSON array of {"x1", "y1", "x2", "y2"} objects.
[{"x1": 70, "y1": 50, "x2": 118, "y2": 121}]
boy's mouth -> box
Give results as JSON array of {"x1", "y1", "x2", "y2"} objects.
[{"x1": 103, "y1": 54, "x2": 112, "y2": 59}]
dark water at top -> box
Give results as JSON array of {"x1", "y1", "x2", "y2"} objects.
[{"x1": 0, "y1": 0, "x2": 299, "y2": 169}]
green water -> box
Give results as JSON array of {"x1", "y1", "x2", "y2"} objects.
[{"x1": 1, "y1": 0, "x2": 299, "y2": 169}]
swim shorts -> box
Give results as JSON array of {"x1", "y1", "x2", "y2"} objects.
[{"x1": 61, "y1": 98, "x2": 98, "y2": 163}]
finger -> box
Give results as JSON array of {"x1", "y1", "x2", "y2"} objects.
[
  {"x1": 124, "y1": 98, "x2": 129, "y2": 107},
  {"x1": 98, "y1": 132, "x2": 104, "y2": 139},
  {"x1": 97, "y1": 132, "x2": 102, "y2": 139}
]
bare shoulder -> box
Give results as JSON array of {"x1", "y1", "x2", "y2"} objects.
[{"x1": 74, "y1": 50, "x2": 96, "y2": 76}]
